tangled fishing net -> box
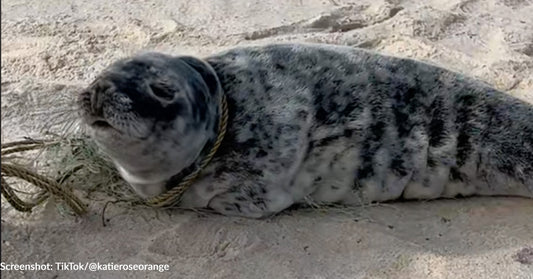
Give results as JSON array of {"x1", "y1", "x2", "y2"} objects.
[{"x1": 0, "y1": 134, "x2": 141, "y2": 216}]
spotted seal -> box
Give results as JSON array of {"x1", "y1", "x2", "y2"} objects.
[{"x1": 78, "y1": 43, "x2": 533, "y2": 218}]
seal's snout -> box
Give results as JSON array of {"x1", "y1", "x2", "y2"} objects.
[
  {"x1": 78, "y1": 79, "x2": 119, "y2": 130},
  {"x1": 89, "y1": 86, "x2": 104, "y2": 117},
  {"x1": 79, "y1": 79, "x2": 106, "y2": 115},
  {"x1": 78, "y1": 89, "x2": 91, "y2": 112}
]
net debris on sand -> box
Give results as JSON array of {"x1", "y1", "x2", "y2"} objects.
[{"x1": 0, "y1": 136, "x2": 138, "y2": 216}]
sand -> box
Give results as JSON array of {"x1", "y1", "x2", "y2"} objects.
[{"x1": 1, "y1": 0, "x2": 533, "y2": 278}]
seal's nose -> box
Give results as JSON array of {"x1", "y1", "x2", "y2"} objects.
[
  {"x1": 81, "y1": 78, "x2": 113, "y2": 118},
  {"x1": 78, "y1": 81, "x2": 113, "y2": 129},
  {"x1": 90, "y1": 87, "x2": 104, "y2": 117}
]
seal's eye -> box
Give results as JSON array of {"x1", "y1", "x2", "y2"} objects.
[{"x1": 149, "y1": 83, "x2": 175, "y2": 102}]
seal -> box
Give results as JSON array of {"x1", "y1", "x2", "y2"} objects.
[{"x1": 78, "y1": 43, "x2": 533, "y2": 218}]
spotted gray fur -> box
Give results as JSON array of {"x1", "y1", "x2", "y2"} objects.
[{"x1": 78, "y1": 43, "x2": 533, "y2": 218}]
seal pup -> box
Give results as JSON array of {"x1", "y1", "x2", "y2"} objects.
[{"x1": 78, "y1": 43, "x2": 533, "y2": 218}]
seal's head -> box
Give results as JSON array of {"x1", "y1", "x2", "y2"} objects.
[{"x1": 78, "y1": 53, "x2": 222, "y2": 198}]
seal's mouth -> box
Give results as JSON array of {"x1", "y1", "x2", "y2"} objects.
[
  {"x1": 91, "y1": 120, "x2": 113, "y2": 130},
  {"x1": 78, "y1": 89, "x2": 119, "y2": 132},
  {"x1": 86, "y1": 117, "x2": 126, "y2": 136}
]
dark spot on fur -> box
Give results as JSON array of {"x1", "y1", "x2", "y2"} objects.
[
  {"x1": 428, "y1": 96, "x2": 448, "y2": 147},
  {"x1": 455, "y1": 94, "x2": 477, "y2": 166},
  {"x1": 239, "y1": 138, "x2": 259, "y2": 149},
  {"x1": 391, "y1": 157, "x2": 408, "y2": 177},
  {"x1": 297, "y1": 110, "x2": 308, "y2": 119},
  {"x1": 356, "y1": 163, "x2": 375, "y2": 180},
  {"x1": 315, "y1": 107, "x2": 328, "y2": 123},
  {"x1": 456, "y1": 132, "x2": 471, "y2": 166},
  {"x1": 352, "y1": 179, "x2": 362, "y2": 190},
  {"x1": 369, "y1": 121, "x2": 386, "y2": 141},
  {"x1": 253, "y1": 198, "x2": 267, "y2": 209},
  {"x1": 312, "y1": 134, "x2": 342, "y2": 148},
  {"x1": 256, "y1": 149, "x2": 268, "y2": 158},
  {"x1": 449, "y1": 167, "x2": 467, "y2": 182},
  {"x1": 391, "y1": 81, "x2": 423, "y2": 138},
  {"x1": 427, "y1": 156, "x2": 437, "y2": 168},
  {"x1": 423, "y1": 177, "x2": 431, "y2": 187}
]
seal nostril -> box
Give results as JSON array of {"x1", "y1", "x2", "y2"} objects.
[
  {"x1": 78, "y1": 90, "x2": 92, "y2": 110},
  {"x1": 149, "y1": 83, "x2": 174, "y2": 102}
]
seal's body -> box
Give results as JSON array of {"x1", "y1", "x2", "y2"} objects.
[{"x1": 79, "y1": 44, "x2": 533, "y2": 218}]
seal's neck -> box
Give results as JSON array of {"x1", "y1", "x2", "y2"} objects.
[{"x1": 163, "y1": 93, "x2": 228, "y2": 192}]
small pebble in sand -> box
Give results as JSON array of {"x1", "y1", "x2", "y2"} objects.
[{"x1": 513, "y1": 247, "x2": 533, "y2": 265}]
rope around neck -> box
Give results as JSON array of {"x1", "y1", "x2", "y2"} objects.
[{"x1": 144, "y1": 93, "x2": 229, "y2": 208}]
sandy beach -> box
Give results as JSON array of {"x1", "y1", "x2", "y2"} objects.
[{"x1": 1, "y1": 0, "x2": 533, "y2": 278}]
